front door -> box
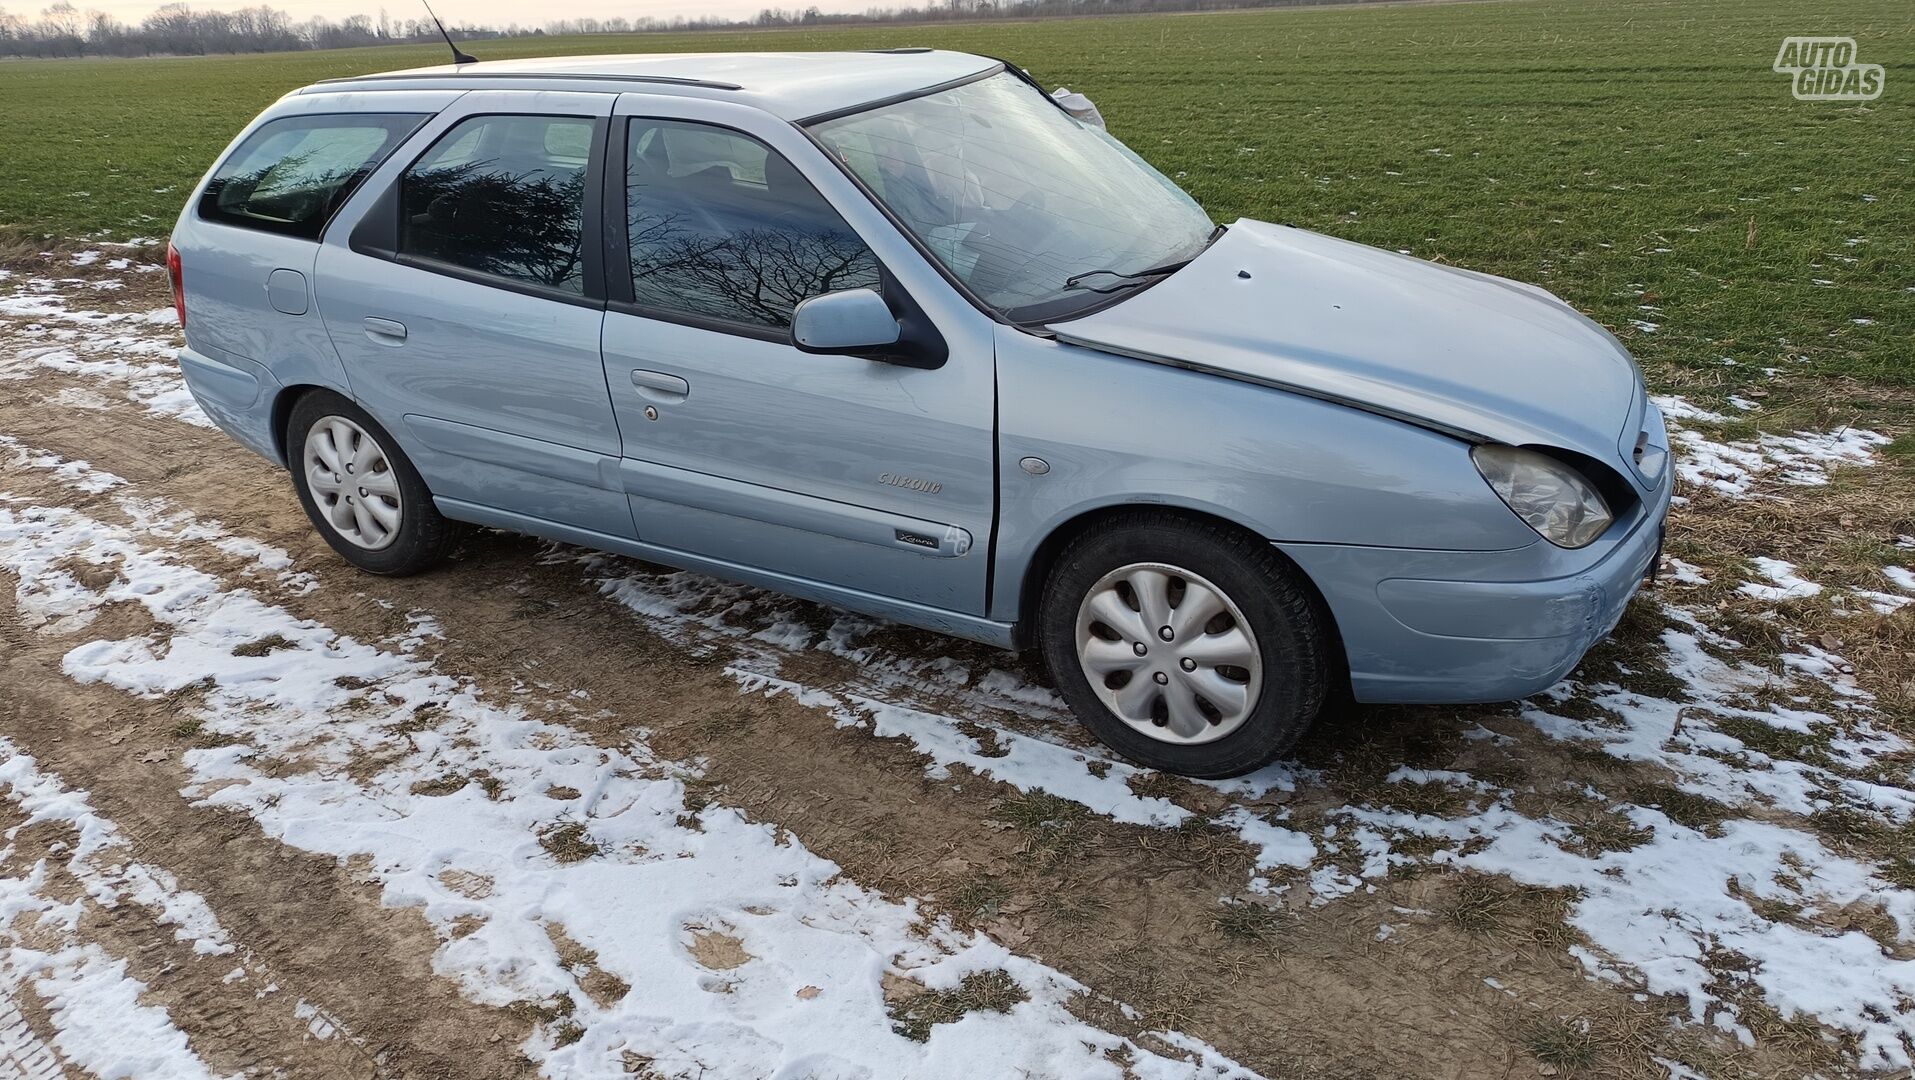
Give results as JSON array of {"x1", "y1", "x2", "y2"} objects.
[
  {"x1": 316, "y1": 92, "x2": 631, "y2": 539},
  {"x1": 599, "y1": 105, "x2": 996, "y2": 615}
]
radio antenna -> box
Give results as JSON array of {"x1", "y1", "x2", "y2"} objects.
[{"x1": 421, "y1": 0, "x2": 477, "y2": 65}]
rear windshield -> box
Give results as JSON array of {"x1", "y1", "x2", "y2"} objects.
[{"x1": 200, "y1": 113, "x2": 425, "y2": 240}]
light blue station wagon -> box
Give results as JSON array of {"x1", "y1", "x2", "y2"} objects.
[{"x1": 168, "y1": 50, "x2": 1672, "y2": 777}]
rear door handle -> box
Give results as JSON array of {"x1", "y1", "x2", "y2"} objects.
[
  {"x1": 363, "y1": 317, "x2": 407, "y2": 345},
  {"x1": 630, "y1": 369, "x2": 689, "y2": 403}
]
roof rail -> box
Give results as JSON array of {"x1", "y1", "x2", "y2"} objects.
[
  {"x1": 316, "y1": 70, "x2": 745, "y2": 91},
  {"x1": 865, "y1": 47, "x2": 932, "y2": 54}
]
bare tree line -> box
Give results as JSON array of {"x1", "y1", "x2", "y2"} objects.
[
  {"x1": 1, "y1": 2, "x2": 485, "y2": 56},
  {"x1": 1, "y1": 0, "x2": 1385, "y2": 58}
]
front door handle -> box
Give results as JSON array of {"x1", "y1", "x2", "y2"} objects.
[
  {"x1": 363, "y1": 317, "x2": 407, "y2": 345},
  {"x1": 630, "y1": 369, "x2": 689, "y2": 404}
]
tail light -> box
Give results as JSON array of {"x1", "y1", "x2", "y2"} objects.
[{"x1": 165, "y1": 242, "x2": 186, "y2": 328}]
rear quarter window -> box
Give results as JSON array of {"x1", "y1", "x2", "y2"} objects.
[{"x1": 200, "y1": 113, "x2": 426, "y2": 240}]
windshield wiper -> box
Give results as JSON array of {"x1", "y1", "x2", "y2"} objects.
[
  {"x1": 1059, "y1": 224, "x2": 1227, "y2": 294},
  {"x1": 1061, "y1": 257, "x2": 1193, "y2": 294}
]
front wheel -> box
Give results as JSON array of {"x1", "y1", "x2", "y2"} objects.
[
  {"x1": 287, "y1": 390, "x2": 454, "y2": 576},
  {"x1": 1038, "y1": 512, "x2": 1333, "y2": 778}
]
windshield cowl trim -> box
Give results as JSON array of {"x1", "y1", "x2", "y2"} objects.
[
  {"x1": 1006, "y1": 262, "x2": 1193, "y2": 326},
  {"x1": 1015, "y1": 224, "x2": 1226, "y2": 326}
]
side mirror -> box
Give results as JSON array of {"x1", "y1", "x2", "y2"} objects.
[
  {"x1": 791, "y1": 288, "x2": 902, "y2": 354},
  {"x1": 1050, "y1": 87, "x2": 1106, "y2": 129}
]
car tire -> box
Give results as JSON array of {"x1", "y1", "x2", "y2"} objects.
[
  {"x1": 1038, "y1": 511, "x2": 1333, "y2": 779},
  {"x1": 286, "y1": 390, "x2": 454, "y2": 576}
]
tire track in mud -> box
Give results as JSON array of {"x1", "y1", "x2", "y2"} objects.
[
  {"x1": 0, "y1": 995, "x2": 69, "y2": 1080},
  {"x1": 0, "y1": 590, "x2": 535, "y2": 1079}
]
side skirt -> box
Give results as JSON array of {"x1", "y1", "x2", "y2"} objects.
[{"x1": 435, "y1": 497, "x2": 1021, "y2": 650}]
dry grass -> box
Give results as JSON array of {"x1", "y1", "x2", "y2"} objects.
[
  {"x1": 537, "y1": 821, "x2": 601, "y2": 863},
  {"x1": 1626, "y1": 783, "x2": 1731, "y2": 833},
  {"x1": 1374, "y1": 778, "x2": 1477, "y2": 818},
  {"x1": 1210, "y1": 900, "x2": 1286, "y2": 944},
  {"x1": 1133, "y1": 817, "x2": 1259, "y2": 883},
  {"x1": 1385, "y1": 832, "x2": 1456, "y2": 879},
  {"x1": 993, "y1": 791, "x2": 1093, "y2": 865},
  {"x1": 943, "y1": 874, "x2": 1011, "y2": 930},
  {"x1": 1707, "y1": 714, "x2": 1833, "y2": 767},
  {"x1": 546, "y1": 924, "x2": 632, "y2": 1008},
  {"x1": 1808, "y1": 807, "x2": 1915, "y2": 890},
  {"x1": 887, "y1": 970, "x2": 1028, "y2": 1042},
  {"x1": 1660, "y1": 437, "x2": 1915, "y2": 721},
  {"x1": 409, "y1": 774, "x2": 468, "y2": 797},
  {"x1": 1035, "y1": 889, "x2": 1109, "y2": 933},
  {"x1": 954, "y1": 719, "x2": 1009, "y2": 758},
  {"x1": 1515, "y1": 999, "x2": 1748, "y2": 1080},
  {"x1": 391, "y1": 700, "x2": 444, "y2": 734},
  {"x1": 230, "y1": 633, "x2": 296, "y2": 657},
  {"x1": 1700, "y1": 947, "x2": 1849, "y2": 1069},
  {"x1": 1297, "y1": 711, "x2": 1468, "y2": 792},
  {"x1": 1524, "y1": 1016, "x2": 1598, "y2": 1072},
  {"x1": 504, "y1": 992, "x2": 576, "y2": 1025},
  {"x1": 1441, "y1": 872, "x2": 1581, "y2": 949},
  {"x1": 0, "y1": 227, "x2": 63, "y2": 266},
  {"x1": 1562, "y1": 808, "x2": 1656, "y2": 857}
]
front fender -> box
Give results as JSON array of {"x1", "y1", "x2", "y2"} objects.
[{"x1": 990, "y1": 332, "x2": 1533, "y2": 619}]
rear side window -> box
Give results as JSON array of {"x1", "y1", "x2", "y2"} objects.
[
  {"x1": 398, "y1": 114, "x2": 595, "y2": 295},
  {"x1": 200, "y1": 114, "x2": 424, "y2": 240}
]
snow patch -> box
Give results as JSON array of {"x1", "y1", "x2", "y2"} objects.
[
  {"x1": 1653, "y1": 395, "x2": 1889, "y2": 497},
  {"x1": 0, "y1": 284, "x2": 205, "y2": 427},
  {"x1": 1737, "y1": 557, "x2": 1822, "y2": 602},
  {"x1": 0, "y1": 747, "x2": 237, "y2": 1080},
  {"x1": 0, "y1": 493, "x2": 1252, "y2": 1079}
]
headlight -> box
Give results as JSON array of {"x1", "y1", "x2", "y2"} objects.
[{"x1": 1471, "y1": 445, "x2": 1612, "y2": 548}]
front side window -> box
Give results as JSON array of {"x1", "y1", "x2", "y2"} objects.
[
  {"x1": 400, "y1": 114, "x2": 594, "y2": 294},
  {"x1": 201, "y1": 113, "x2": 423, "y2": 240},
  {"x1": 624, "y1": 119, "x2": 881, "y2": 331},
  {"x1": 812, "y1": 72, "x2": 1215, "y2": 322}
]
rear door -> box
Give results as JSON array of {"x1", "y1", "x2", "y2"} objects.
[
  {"x1": 316, "y1": 91, "x2": 631, "y2": 539},
  {"x1": 173, "y1": 95, "x2": 451, "y2": 438},
  {"x1": 599, "y1": 96, "x2": 999, "y2": 616}
]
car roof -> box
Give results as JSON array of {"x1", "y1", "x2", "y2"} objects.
[{"x1": 305, "y1": 49, "x2": 1002, "y2": 122}]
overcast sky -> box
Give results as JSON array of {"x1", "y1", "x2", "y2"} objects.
[{"x1": 76, "y1": 0, "x2": 866, "y2": 27}]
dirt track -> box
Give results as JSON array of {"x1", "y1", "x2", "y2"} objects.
[{"x1": 3, "y1": 249, "x2": 1913, "y2": 1078}]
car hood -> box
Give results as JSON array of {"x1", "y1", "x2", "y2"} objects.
[{"x1": 1046, "y1": 220, "x2": 1641, "y2": 463}]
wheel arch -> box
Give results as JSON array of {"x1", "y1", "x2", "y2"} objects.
[
  {"x1": 1009, "y1": 502, "x2": 1349, "y2": 692},
  {"x1": 269, "y1": 383, "x2": 343, "y2": 467}
]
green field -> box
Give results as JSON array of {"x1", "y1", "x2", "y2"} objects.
[{"x1": 2, "y1": 0, "x2": 1911, "y2": 395}]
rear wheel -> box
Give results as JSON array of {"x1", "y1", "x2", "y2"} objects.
[
  {"x1": 287, "y1": 391, "x2": 453, "y2": 576},
  {"x1": 1038, "y1": 512, "x2": 1332, "y2": 778}
]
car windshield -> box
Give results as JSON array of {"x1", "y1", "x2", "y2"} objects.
[{"x1": 811, "y1": 71, "x2": 1216, "y2": 322}]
